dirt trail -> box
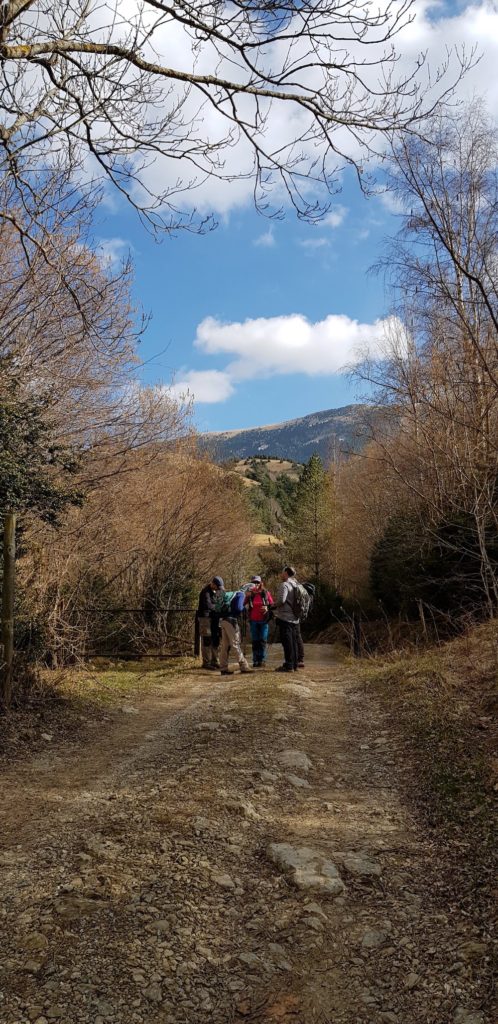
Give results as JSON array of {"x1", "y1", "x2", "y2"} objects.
[{"x1": 0, "y1": 650, "x2": 493, "y2": 1024}]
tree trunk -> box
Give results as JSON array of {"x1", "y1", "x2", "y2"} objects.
[{"x1": 1, "y1": 513, "x2": 16, "y2": 708}]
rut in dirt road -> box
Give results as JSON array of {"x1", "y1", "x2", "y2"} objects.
[{"x1": 0, "y1": 651, "x2": 493, "y2": 1024}]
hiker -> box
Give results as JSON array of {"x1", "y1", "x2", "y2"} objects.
[
  {"x1": 295, "y1": 582, "x2": 315, "y2": 669},
  {"x1": 213, "y1": 580, "x2": 253, "y2": 676},
  {"x1": 196, "y1": 576, "x2": 222, "y2": 669},
  {"x1": 274, "y1": 565, "x2": 299, "y2": 672},
  {"x1": 244, "y1": 575, "x2": 274, "y2": 668}
]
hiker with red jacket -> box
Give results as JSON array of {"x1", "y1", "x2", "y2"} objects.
[{"x1": 244, "y1": 575, "x2": 274, "y2": 668}]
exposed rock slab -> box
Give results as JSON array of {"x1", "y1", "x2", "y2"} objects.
[{"x1": 268, "y1": 843, "x2": 345, "y2": 896}]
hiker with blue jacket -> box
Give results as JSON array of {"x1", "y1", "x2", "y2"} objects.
[
  {"x1": 275, "y1": 565, "x2": 299, "y2": 672},
  {"x1": 213, "y1": 581, "x2": 253, "y2": 676}
]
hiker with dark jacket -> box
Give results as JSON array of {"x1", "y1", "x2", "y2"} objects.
[
  {"x1": 197, "y1": 576, "x2": 222, "y2": 669},
  {"x1": 274, "y1": 565, "x2": 299, "y2": 672},
  {"x1": 244, "y1": 575, "x2": 274, "y2": 667},
  {"x1": 295, "y1": 583, "x2": 315, "y2": 669},
  {"x1": 213, "y1": 581, "x2": 252, "y2": 676}
]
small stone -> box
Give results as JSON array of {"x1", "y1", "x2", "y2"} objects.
[
  {"x1": 192, "y1": 817, "x2": 211, "y2": 833},
  {"x1": 225, "y1": 797, "x2": 260, "y2": 820},
  {"x1": 280, "y1": 683, "x2": 312, "y2": 697},
  {"x1": 23, "y1": 932, "x2": 49, "y2": 952},
  {"x1": 41, "y1": 733, "x2": 53, "y2": 741},
  {"x1": 147, "y1": 919, "x2": 170, "y2": 934},
  {"x1": 304, "y1": 901, "x2": 328, "y2": 919},
  {"x1": 454, "y1": 1011, "x2": 485, "y2": 1024},
  {"x1": 212, "y1": 872, "x2": 235, "y2": 889},
  {"x1": 287, "y1": 775, "x2": 311, "y2": 789},
  {"x1": 404, "y1": 972, "x2": 420, "y2": 990},
  {"x1": 362, "y1": 929, "x2": 390, "y2": 949},
  {"x1": 276, "y1": 750, "x2": 312, "y2": 774},
  {"x1": 238, "y1": 952, "x2": 261, "y2": 967},
  {"x1": 228, "y1": 980, "x2": 245, "y2": 993},
  {"x1": 144, "y1": 982, "x2": 162, "y2": 1004},
  {"x1": 45, "y1": 1007, "x2": 64, "y2": 1020},
  {"x1": 335, "y1": 851, "x2": 382, "y2": 878},
  {"x1": 196, "y1": 945, "x2": 215, "y2": 961},
  {"x1": 302, "y1": 916, "x2": 323, "y2": 931},
  {"x1": 25, "y1": 960, "x2": 43, "y2": 973},
  {"x1": 54, "y1": 896, "x2": 104, "y2": 920},
  {"x1": 459, "y1": 941, "x2": 487, "y2": 961}
]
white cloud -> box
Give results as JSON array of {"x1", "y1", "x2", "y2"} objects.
[
  {"x1": 323, "y1": 206, "x2": 348, "y2": 228},
  {"x1": 169, "y1": 369, "x2": 234, "y2": 404},
  {"x1": 195, "y1": 312, "x2": 395, "y2": 382},
  {"x1": 298, "y1": 237, "x2": 330, "y2": 250},
  {"x1": 171, "y1": 312, "x2": 404, "y2": 404},
  {"x1": 253, "y1": 226, "x2": 276, "y2": 248}
]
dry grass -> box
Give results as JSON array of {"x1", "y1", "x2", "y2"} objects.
[
  {"x1": 359, "y1": 621, "x2": 497, "y2": 893},
  {"x1": 0, "y1": 657, "x2": 194, "y2": 762}
]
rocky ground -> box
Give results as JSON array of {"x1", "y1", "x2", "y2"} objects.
[{"x1": 0, "y1": 648, "x2": 495, "y2": 1024}]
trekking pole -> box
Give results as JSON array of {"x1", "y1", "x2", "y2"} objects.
[{"x1": 242, "y1": 608, "x2": 248, "y2": 657}]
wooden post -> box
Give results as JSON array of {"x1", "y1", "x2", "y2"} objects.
[
  {"x1": 194, "y1": 612, "x2": 200, "y2": 657},
  {"x1": 1, "y1": 513, "x2": 16, "y2": 707},
  {"x1": 352, "y1": 610, "x2": 362, "y2": 658}
]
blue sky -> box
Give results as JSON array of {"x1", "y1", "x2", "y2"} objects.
[
  {"x1": 94, "y1": 1, "x2": 498, "y2": 433},
  {"x1": 98, "y1": 177, "x2": 394, "y2": 431}
]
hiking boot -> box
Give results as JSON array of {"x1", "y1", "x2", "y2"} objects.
[
  {"x1": 275, "y1": 665, "x2": 293, "y2": 673},
  {"x1": 221, "y1": 669, "x2": 234, "y2": 675},
  {"x1": 297, "y1": 662, "x2": 305, "y2": 669},
  {"x1": 207, "y1": 664, "x2": 218, "y2": 671},
  {"x1": 240, "y1": 666, "x2": 254, "y2": 674}
]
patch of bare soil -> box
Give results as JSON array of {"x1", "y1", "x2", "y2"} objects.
[{"x1": 0, "y1": 652, "x2": 495, "y2": 1024}]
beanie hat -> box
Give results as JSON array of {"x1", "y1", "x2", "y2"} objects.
[
  {"x1": 251, "y1": 575, "x2": 262, "y2": 584},
  {"x1": 212, "y1": 576, "x2": 224, "y2": 588}
]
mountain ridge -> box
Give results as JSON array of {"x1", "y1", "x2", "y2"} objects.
[{"x1": 201, "y1": 403, "x2": 369, "y2": 464}]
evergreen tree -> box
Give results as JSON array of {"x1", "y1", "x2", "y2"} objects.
[
  {"x1": 0, "y1": 365, "x2": 83, "y2": 524},
  {"x1": 288, "y1": 454, "x2": 332, "y2": 581}
]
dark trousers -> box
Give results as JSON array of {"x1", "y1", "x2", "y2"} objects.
[
  {"x1": 296, "y1": 622, "x2": 304, "y2": 664},
  {"x1": 278, "y1": 619, "x2": 298, "y2": 670}
]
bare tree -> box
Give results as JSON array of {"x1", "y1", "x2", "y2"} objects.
[
  {"x1": 0, "y1": 0, "x2": 469, "y2": 234},
  {"x1": 0, "y1": 217, "x2": 190, "y2": 489},
  {"x1": 351, "y1": 104, "x2": 498, "y2": 618},
  {"x1": 382, "y1": 101, "x2": 498, "y2": 389}
]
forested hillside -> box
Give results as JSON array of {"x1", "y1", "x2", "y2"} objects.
[{"x1": 201, "y1": 405, "x2": 370, "y2": 464}]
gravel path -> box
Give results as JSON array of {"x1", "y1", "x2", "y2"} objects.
[{"x1": 0, "y1": 651, "x2": 494, "y2": 1024}]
